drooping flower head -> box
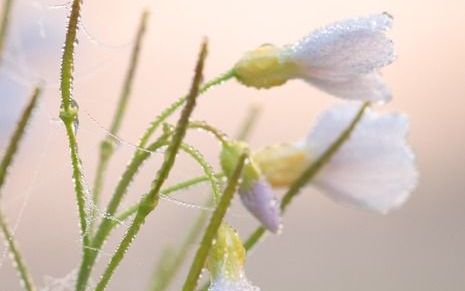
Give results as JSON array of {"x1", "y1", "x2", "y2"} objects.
[
  {"x1": 220, "y1": 141, "x2": 281, "y2": 232},
  {"x1": 234, "y1": 13, "x2": 395, "y2": 102},
  {"x1": 207, "y1": 224, "x2": 260, "y2": 291},
  {"x1": 254, "y1": 104, "x2": 418, "y2": 213}
]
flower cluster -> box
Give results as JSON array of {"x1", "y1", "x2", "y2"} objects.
[{"x1": 210, "y1": 12, "x2": 418, "y2": 289}]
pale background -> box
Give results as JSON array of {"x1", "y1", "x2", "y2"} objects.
[{"x1": 0, "y1": 0, "x2": 464, "y2": 290}]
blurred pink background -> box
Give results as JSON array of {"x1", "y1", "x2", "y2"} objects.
[{"x1": 1, "y1": 0, "x2": 465, "y2": 290}]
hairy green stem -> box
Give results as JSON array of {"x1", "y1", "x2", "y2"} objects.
[
  {"x1": 243, "y1": 102, "x2": 369, "y2": 251},
  {"x1": 94, "y1": 40, "x2": 208, "y2": 291},
  {"x1": 113, "y1": 174, "x2": 223, "y2": 227},
  {"x1": 75, "y1": 136, "x2": 168, "y2": 291},
  {"x1": 138, "y1": 69, "x2": 235, "y2": 148},
  {"x1": 160, "y1": 107, "x2": 261, "y2": 291},
  {"x1": 188, "y1": 121, "x2": 228, "y2": 144},
  {"x1": 182, "y1": 153, "x2": 247, "y2": 291},
  {"x1": 147, "y1": 142, "x2": 221, "y2": 291},
  {"x1": 60, "y1": 0, "x2": 81, "y2": 111},
  {"x1": 0, "y1": 87, "x2": 41, "y2": 291},
  {"x1": 92, "y1": 11, "x2": 149, "y2": 218}
]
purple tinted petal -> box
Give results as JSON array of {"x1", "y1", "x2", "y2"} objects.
[{"x1": 239, "y1": 179, "x2": 282, "y2": 233}]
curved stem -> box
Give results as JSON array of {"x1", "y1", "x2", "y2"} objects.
[
  {"x1": 75, "y1": 136, "x2": 168, "y2": 291},
  {"x1": 94, "y1": 40, "x2": 207, "y2": 291},
  {"x1": 188, "y1": 121, "x2": 228, "y2": 144},
  {"x1": 113, "y1": 174, "x2": 221, "y2": 226},
  {"x1": 138, "y1": 69, "x2": 235, "y2": 148},
  {"x1": 243, "y1": 102, "x2": 369, "y2": 252}
]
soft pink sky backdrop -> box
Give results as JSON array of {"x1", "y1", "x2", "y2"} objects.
[{"x1": 0, "y1": 0, "x2": 464, "y2": 290}]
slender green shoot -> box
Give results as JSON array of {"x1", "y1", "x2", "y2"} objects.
[
  {"x1": 156, "y1": 105, "x2": 261, "y2": 291},
  {"x1": 0, "y1": 212, "x2": 36, "y2": 291},
  {"x1": 0, "y1": 0, "x2": 14, "y2": 62},
  {"x1": 76, "y1": 135, "x2": 169, "y2": 291},
  {"x1": 182, "y1": 153, "x2": 247, "y2": 291},
  {"x1": 0, "y1": 87, "x2": 41, "y2": 193},
  {"x1": 188, "y1": 121, "x2": 228, "y2": 144},
  {"x1": 94, "y1": 39, "x2": 208, "y2": 291},
  {"x1": 244, "y1": 102, "x2": 370, "y2": 251},
  {"x1": 60, "y1": 0, "x2": 81, "y2": 111},
  {"x1": 92, "y1": 11, "x2": 149, "y2": 217},
  {"x1": 138, "y1": 69, "x2": 235, "y2": 148},
  {"x1": 149, "y1": 200, "x2": 209, "y2": 291},
  {"x1": 113, "y1": 174, "x2": 221, "y2": 226},
  {"x1": 236, "y1": 104, "x2": 261, "y2": 141}
]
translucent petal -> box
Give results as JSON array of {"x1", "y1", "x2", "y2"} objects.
[
  {"x1": 307, "y1": 72, "x2": 392, "y2": 102},
  {"x1": 286, "y1": 13, "x2": 395, "y2": 80},
  {"x1": 307, "y1": 104, "x2": 418, "y2": 213}
]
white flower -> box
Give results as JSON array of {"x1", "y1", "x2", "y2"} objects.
[
  {"x1": 234, "y1": 13, "x2": 395, "y2": 102},
  {"x1": 255, "y1": 104, "x2": 418, "y2": 213},
  {"x1": 207, "y1": 224, "x2": 260, "y2": 291}
]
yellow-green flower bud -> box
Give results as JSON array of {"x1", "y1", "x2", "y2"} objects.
[
  {"x1": 207, "y1": 224, "x2": 246, "y2": 282},
  {"x1": 233, "y1": 44, "x2": 297, "y2": 89}
]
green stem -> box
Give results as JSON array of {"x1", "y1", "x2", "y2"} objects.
[
  {"x1": 150, "y1": 200, "x2": 210, "y2": 291},
  {"x1": 92, "y1": 11, "x2": 149, "y2": 219},
  {"x1": 243, "y1": 102, "x2": 369, "y2": 251},
  {"x1": 59, "y1": 0, "x2": 91, "y2": 259},
  {"x1": 188, "y1": 121, "x2": 228, "y2": 144},
  {"x1": 0, "y1": 87, "x2": 41, "y2": 193},
  {"x1": 113, "y1": 174, "x2": 222, "y2": 227},
  {"x1": 60, "y1": 0, "x2": 81, "y2": 111},
  {"x1": 146, "y1": 142, "x2": 221, "y2": 291},
  {"x1": 94, "y1": 40, "x2": 208, "y2": 291},
  {"x1": 0, "y1": 0, "x2": 14, "y2": 63},
  {"x1": 182, "y1": 153, "x2": 247, "y2": 291},
  {"x1": 62, "y1": 120, "x2": 91, "y2": 245},
  {"x1": 0, "y1": 87, "x2": 41, "y2": 291},
  {"x1": 0, "y1": 211, "x2": 36, "y2": 291},
  {"x1": 138, "y1": 69, "x2": 235, "y2": 148},
  {"x1": 179, "y1": 143, "x2": 222, "y2": 200},
  {"x1": 75, "y1": 136, "x2": 168, "y2": 291},
  {"x1": 236, "y1": 104, "x2": 261, "y2": 141},
  {"x1": 157, "y1": 105, "x2": 261, "y2": 291}
]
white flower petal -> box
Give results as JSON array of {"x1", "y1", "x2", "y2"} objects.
[
  {"x1": 307, "y1": 72, "x2": 392, "y2": 102},
  {"x1": 209, "y1": 274, "x2": 260, "y2": 291},
  {"x1": 307, "y1": 104, "x2": 418, "y2": 213},
  {"x1": 282, "y1": 13, "x2": 395, "y2": 101},
  {"x1": 286, "y1": 13, "x2": 394, "y2": 78}
]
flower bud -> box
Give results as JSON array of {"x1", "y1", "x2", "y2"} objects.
[
  {"x1": 234, "y1": 44, "x2": 296, "y2": 89},
  {"x1": 254, "y1": 143, "x2": 310, "y2": 188},
  {"x1": 207, "y1": 224, "x2": 260, "y2": 291},
  {"x1": 220, "y1": 141, "x2": 281, "y2": 233}
]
